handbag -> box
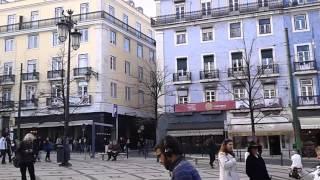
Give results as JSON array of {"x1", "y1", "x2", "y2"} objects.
[{"x1": 12, "y1": 155, "x2": 20, "y2": 168}]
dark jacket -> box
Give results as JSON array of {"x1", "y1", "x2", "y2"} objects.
[
  {"x1": 17, "y1": 140, "x2": 35, "y2": 164},
  {"x1": 246, "y1": 154, "x2": 270, "y2": 180}
]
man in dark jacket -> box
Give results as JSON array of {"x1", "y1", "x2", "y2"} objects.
[
  {"x1": 206, "y1": 136, "x2": 217, "y2": 168},
  {"x1": 155, "y1": 136, "x2": 201, "y2": 180},
  {"x1": 246, "y1": 142, "x2": 271, "y2": 180},
  {"x1": 17, "y1": 133, "x2": 36, "y2": 180}
]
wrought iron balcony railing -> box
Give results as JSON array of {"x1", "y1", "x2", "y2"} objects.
[
  {"x1": 0, "y1": 100, "x2": 14, "y2": 109},
  {"x1": 74, "y1": 67, "x2": 92, "y2": 76},
  {"x1": 47, "y1": 70, "x2": 64, "y2": 79},
  {"x1": 228, "y1": 68, "x2": 248, "y2": 78},
  {"x1": 0, "y1": 75, "x2": 15, "y2": 85},
  {"x1": 257, "y1": 64, "x2": 279, "y2": 75},
  {"x1": 173, "y1": 72, "x2": 192, "y2": 82},
  {"x1": 0, "y1": 11, "x2": 155, "y2": 46},
  {"x1": 294, "y1": 60, "x2": 317, "y2": 72},
  {"x1": 21, "y1": 99, "x2": 38, "y2": 107},
  {"x1": 200, "y1": 70, "x2": 219, "y2": 80},
  {"x1": 298, "y1": 95, "x2": 320, "y2": 106},
  {"x1": 46, "y1": 95, "x2": 92, "y2": 107},
  {"x1": 22, "y1": 72, "x2": 39, "y2": 81}
]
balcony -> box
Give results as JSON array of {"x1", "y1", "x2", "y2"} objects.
[
  {"x1": 261, "y1": 97, "x2": 282, "y2": 111},
  {"x1": 257, "y1": 64, "x2": 279, "y2": 78},
  {"x1": 0, "y1": 11, "x2": 155, "y2": 46},
  {"x1": 199, "y1": 70, "x2": 219, "y2": 82},
  {"x1": 228, "y1": 68, "x2": 248, "y2": 79},
  {"x1": 297, "y1": 95, "x2": 320, "y2": 109},
  {"x1": 0, "y1": 75, "x2": 15, "y2": 85},
  {"x1": 73, "y1": 67, "x2": 92, "y2": 77},
  {"x1": 0, "y1": 101, "x2": 14, "y2": 109},
  {"x1": 22, "y1": 72, "x2": 39, "y2": 82},
  {"x1": 293, "y1": 61, "x2": 317, "y2": 75},
  {"x1": 151, "y1": 0, "x2": 284, "y2": 27},
  {"x1": 46, "y1": 95, "x2": 92, "y2": 107},
  {"x1": 173, "y1": 72, "x2": 192, "y2": 84},
  {"x1": 47, "y1": 70, "x2": 64, "y2": 80},
  {"x1": 232, "y1": 98, "x2": 282, "y2": 112},
  {"x1": 21, "y1": 99, "x2": 38, "y2": 108}
]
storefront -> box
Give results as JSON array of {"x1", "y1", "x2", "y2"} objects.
[
  {"x1": 299, "y1": 117, "x2": 320, "y2": 157},
  {"x1": 228, "y1": 116, "x2": 294, "y2": 156}
]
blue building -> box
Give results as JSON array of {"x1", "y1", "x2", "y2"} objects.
[{"x1": 153, "y1": 0, "x2": 320, "y2": 156}]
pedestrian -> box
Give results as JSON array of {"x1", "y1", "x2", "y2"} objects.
[
  {"x1": 206, "y1": 136, "x2": 217, "y2": 168},
  {"x1": 5, "y1": 134, "x2": 12, "y2": 163},
  {"x1": 245, "y1": 141, "x2": 271, "y2": 180},
  {"x1": 289, "y1": 150, "x2": 304, "y2": 179},
  {"x1": 316, "y1": 146, "x2": 320, "y2": 160},
  {"x1": 155, "y1": 135, "x2": 201, "y2": 180},
  {"x1": 119, "y1": 137, "x2": 126, "y2": 152},
  {"x1": 0, "y1": 133, "x2": 7, "y2": 164},
  {"x1": 33, "y1": 136, "x2": 40, "y2": 162},
  {"x1": 218, "y1": 139, "x2": 240, "y2": 180},
  {"x1": 16, "y1": 133, "x2": 36, "y2": 180},
  {"x1": 44, "y1": 137, "x2": 52, "y2": 162}
]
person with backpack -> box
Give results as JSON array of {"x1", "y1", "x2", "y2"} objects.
[{"x1": 16, "y1": 133, "x2": 36, "y2": 180}]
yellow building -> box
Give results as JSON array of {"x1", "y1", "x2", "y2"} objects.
[{"x1": 0, "y1": 0, "x2": 156, "y2": 148}]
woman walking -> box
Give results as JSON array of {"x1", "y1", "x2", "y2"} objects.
[
  {"x1": 43, "y1": 137, "x2": 52, "y2": 162},
  {"x1": 218, "y1": 139, "x2": 240, "y2": 180},
  {"x1": 245, "y1": 142, "x2": 271, "y2": 180},
  {"x1": 16, "y1": 133, "x2": 36, "y2": 180}
]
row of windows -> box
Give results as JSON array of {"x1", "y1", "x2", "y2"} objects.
[
  {"x1": 175, "y1": 14, "x2": 309, "y2": 45},
  {"x1": 110, "y1": 82, "x2": 145, "y2": 105},
  {"x1": 176, "y1": 78, "x2": 314, "y2": 104},
  {"x1": 174, "y1": 43, "x2": 313, "y2": 72},
  {"x1": 110, "y1": 56, "x2": 146, "y2": 81}
]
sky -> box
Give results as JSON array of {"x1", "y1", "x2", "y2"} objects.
[{"x1": 133, "y1": 0, "x2": 156, "y2": 17}]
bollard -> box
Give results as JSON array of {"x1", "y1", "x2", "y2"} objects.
[{"x1": 280, "y1": 152, "x2": 283, "y2": 166}]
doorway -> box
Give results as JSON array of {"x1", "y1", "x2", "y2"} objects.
[{"x1": 269, "y1": 135, "x2": 281, "y2": 155}]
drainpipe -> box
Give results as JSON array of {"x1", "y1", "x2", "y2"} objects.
[{"x1": 285, "y1": 28, "x2": 302, "y2": 152}]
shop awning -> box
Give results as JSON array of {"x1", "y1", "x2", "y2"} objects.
[
  {"x1": 14, "y1": 120, "x2": 112, "y2": 129},
  {"x1": 168, "y1": 129, "x2": 224, "y2": 137},
  {"x1": 228, "y1": 117, "x2": 293, "y2": 136},
  {"x1": 299, "y1": 117, "x2": 320, "y2": 129}
]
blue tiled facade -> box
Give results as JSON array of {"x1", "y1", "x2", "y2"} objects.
[{"x1": 154, "y1": 0, "x2": 320, "y2": 156}]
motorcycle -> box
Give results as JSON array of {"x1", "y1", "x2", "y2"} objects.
[{"x1": 289, "y1": 166, "x2": 320, "y2": 180}]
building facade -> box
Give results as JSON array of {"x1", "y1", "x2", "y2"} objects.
[
  {"x1": 153, "y1": 0, "x2": 320, "y2": 156},
  {"x1": 0, "y1": 0, "x2": 156, "y2": 151}
]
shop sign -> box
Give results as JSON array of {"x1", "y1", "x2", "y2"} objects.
[{"x1": 174, "y1": 101, "x2": 235, "y2": 113}]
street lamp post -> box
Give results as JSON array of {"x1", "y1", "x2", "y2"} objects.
[{"x1": 57, "y1": 9, "x2": 81, "y2": 167}]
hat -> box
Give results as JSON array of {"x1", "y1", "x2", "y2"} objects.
[{"x1": 247, "y1": 141, "x2": 259, "y2": 152}]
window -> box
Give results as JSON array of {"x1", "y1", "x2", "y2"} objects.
[
  {"x1": 203, "y1": 55, "x2": 215, "y2": 71},
  {"x1": 205, "y1": 89, "x2": 215, "y2": 102},
  {"x1": 80, "y1": 3, "x2": 89, "y2": 20},
  {"x1": 5, "y1": 38, "x2": 14, "y2": 52},
  {"x1": 52, "y1": 32, "x2": 62, "y2": 46},
  {"x1": 52, "y1": 57, "x2": 62, "y2": 70},
  {"x1": 7, "y1": 14, "x2": 15, "y2": 32},
  {"x1": 138, "y1": 90, "x2": 144, "y2": 105},
  {"x1": 149, "y1": 49, "x2": 155, "y2": 62},
  {"x1": 148, "y1": 29, "x2": 153, "y2": 39},
  {"x1": 201, "y1": 27, "x2": 213, "y2": 42},
  {"x1": 261, "y1": 49, "x2": 273, "y2": 66},
  {"x1": 31, "y1": 11, "x2": 39, "y2": 28},
  {"x1": 258, "y1": 18, "x2": 271, "y2": 35},
  {"x1": 258, "y1": 0, "x2": 269, "y2": 7},
  {"x1": 177, "y1": 57, "x2": 187, "y2": 73},
  {"x1": 110, "y1": 82, "x2": 117, "y2": 98},
  {"x1": 109, "y1": 5, "x2": 115, "y2": 16},
  {"x1": 123, "y1": 14, "x2": 128, "y2": 24},
  {"x1": 264, "y1": 84, "x2": 276, "y2": 99},
  {"x1": 137, "y1": 44, "x2": 143, "y2": 58},
  {"x1": 178, "y1": 96, "x2": 188, "y2": 104},
  {"x1": 176, "y1": 31, "x2": 187, "y2": 45},
  {"x1": 27, "y1": 60, "x2": 36, "y2": 73},
  {"x1": 296, "y1": 44, "x2": 311, "y2": 62},
  {"x1": 175, "y1": 4, "x2": 185, "y2": 19},
  {"x1": 78, "y1": 81, "x2": 88, "y2": 96},
  {"x1": 233, "y1": 87, "x2": 245, "y2": 100},
  {"x1": 52, "y1": 84, "x2": 62, "y2": 98},
  {"x1": 294, "y1": 14, "x2": 308, "y2": 31},
  {"x1": 125, "y1": 86, "x2": 131, "y2": 101},
  {"x1": 110, "y1": 31, "x2": 116, "y2": 45},
  {"x1": 54, "y1": 7, "x2": 63, "y2": 22},
  {"x1": 4, "y1": 62, "x2": 13, "y2": 75},
  {"x1": 229, "y1": 22, "x2": 241, "y2": 38},
  {"x1": 28, "y1": 34, "x2": 38, "y2": 49},
  {"x1": 231, "y1": 52, "x2": 243, "y2": 72},
  {"x1": 2, "y1": 88, "x2": 11, "y2": 101},
  {"x1": 125, "y1": 61, "x2": 130, "y2": 75},
  {"x1": 26, "y1": 85, "x2": 36, "y2": 101},
  {"x1": 138, "y1": 66, "x2": 143, "y2": 81},
  {"x1": 79, "y1": 29, "x2": 88, "y2": 42},
  {"x1": 78, "y1": 54, "x2": 88, "y2": 68},
  {"x1": 229, "y1": 0, "x2": 239, "y2": 11},
  {"x1": 110, "y1": 56, "x2": 116, "y2": 70},
  {"x1": 300, "y1": 79, "x2": 313, "y2": 97},
  {"x1": 136, "y1": 22, "x2": 142, "y2": 37},
  {"x1": 201, "y1": 0, "x2": 211, "y2": 16},
  {"x1": 124, "y1": 38, "x2": 130, "y2": 52}
]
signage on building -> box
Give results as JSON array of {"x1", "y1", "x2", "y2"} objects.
[{"x1": 174, "y1": 101, "x2": 235, "y2": 113}]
